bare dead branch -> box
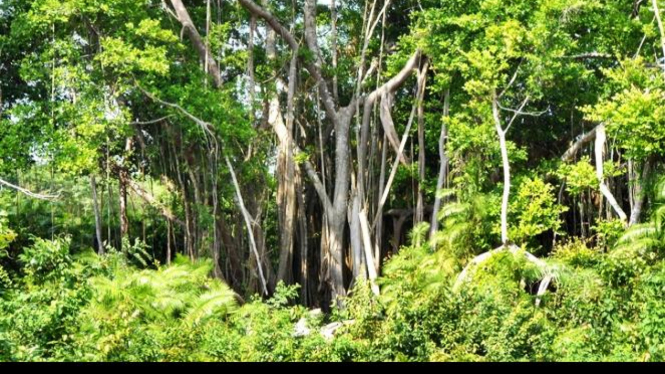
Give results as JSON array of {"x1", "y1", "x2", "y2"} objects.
[{"x1": 0, "y1": 178, "x2": 60, "y2": 201}]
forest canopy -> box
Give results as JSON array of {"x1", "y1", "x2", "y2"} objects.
[{"x1": 2, "y1": 0, "x2": 665, "y2": 362}]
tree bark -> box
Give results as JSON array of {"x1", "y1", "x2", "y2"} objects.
[
  {"x1": 348, "y1": 187, "x2": 365, "y2": 281},
  {"x1": 276, "y1": 50, "x2": 299, "y2": 284},
  {"x1": 629, "y1": 158, "x2": 652, "y2": 226}
]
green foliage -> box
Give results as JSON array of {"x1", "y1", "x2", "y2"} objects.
[
  {"x1": 558, "y1": 157, "x2": 598, "y2": 196},
  {"x1": 0, "y1": 210, "x2": 16, "y2": 251},
  {"x1": 431, "y1": 187, "x2": 501, "y2": 255},
  {"x1": 509, "y1": 177, "x2": 567, "y2": 245},
  {"x1": 584, "y1": 57, "x2": 665, "y2": 161}
]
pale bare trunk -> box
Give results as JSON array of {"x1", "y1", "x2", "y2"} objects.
[
  {"x1": 415, "y1": 63, "x2": 428, "y2": 223},
  {"x1": 359, "y1": 209, "x2": 380, "y2": 296},
  {"x1": 491, "y1": 94, "x2": 529, "y2": 245},
  {"x1": 595, "y1": 124, "x2": 628, "y2": 223},
  {"x1": 496, "y1": 125, "x2": 510, "y2": 245},
  {"x1": 225, "y1": 154, "x2": 268, "y2": 295},
  {"x1": 629, "y1": 159, "x2": 652, "y2": 226},
  {"x1": 652, "y1": 0, "x2": 665, "y2": 74},
  {"x1": 118, "y1": 173, "x2": 129, "y2": 247}
]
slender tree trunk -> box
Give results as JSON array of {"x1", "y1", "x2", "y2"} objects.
[
  {"x1": 106, "y1": 170, "x2": 113, "y2": 248},
  {"x1": 225, "y1": 154, "x2": 268, "y2": 296},
  {"x1": 415, "y1": 63, "x2": 429, "y2": 224},
  {"x1": 491, "y1": 95, "x2": 523, "y2": 245},
  {"x1": 167, "y1": 220, "x2": 172, "y2": 265},
  {"x1": 348, "y1": 186, "x2": 365, "y2": 282},
  {"x1": 430, "y1": 89, "x2": 450, "y2": 238},
  {"x1": 118, "y1": 172, "x2": 129, "y2": 247},
  {"x1": 330, "y1": 0, "x2": 338, "y2": 103},
  {"x1": 375, "y1": 134, "x2": 387, "y2": 273},
  {"x1": 187, "y1": 167, "x2": 202, "y2": 259},
  {"x1": 629, "y1": 158, "x2": 653, "y2": 226},
  {"x1": 91, "y1": 175, "x2": 104, "y2": 254},
  {"x1": 495, "y1": 122, "x2": 510, "y2": 245},
  {"x1": 359, "y1": 209, "x2": 379, "y2": 296},
  {"x1": 295, "y1": 169, "x2": 309, "y2": 305}
]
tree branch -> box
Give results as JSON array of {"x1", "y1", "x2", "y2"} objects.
[
  {"x1": 168, "y1": 0, "x2": 223, "y2": 88},
  {"x1": 561, "y1": 125, "x2": 599, "y2": 162},
  {"x1": 238, "y1": 0, "x2": 338, "y2": 123},
  {"x1": 0, "y1": 178, "x2": 60, "y2": 200}
]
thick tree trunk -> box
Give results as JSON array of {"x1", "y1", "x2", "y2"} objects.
[
  {"x1": 629, "y1": 158, "x2": 653, "y2": 226},
  {"x1": 240, "y1": 0, "x2": 425, "y2": 305},
  {"x1": 276, "y1": 50, "x2": 299, "y2": 284}
]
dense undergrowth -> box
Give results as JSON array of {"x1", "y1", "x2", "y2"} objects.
[{"x1": 3, "y1": 216, "x2": 665, "y2": 362}]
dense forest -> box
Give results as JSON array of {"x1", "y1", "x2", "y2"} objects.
[{"x1": 2, "y1": 0, "x2": 665, "y2": 362}]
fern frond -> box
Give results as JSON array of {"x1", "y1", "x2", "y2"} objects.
[
  {"x1": 616, "y1": 224, "x2": 657, "y2": 245},
  {"x1": 184, "y1": 285, "x2": 238, "y2": 326},
  {"x1": 436, "y1": 188, "x2": 458, "y2": 200},
  {"x1": 438, "y1": 203, "x2": 468, "y2": 221}
]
